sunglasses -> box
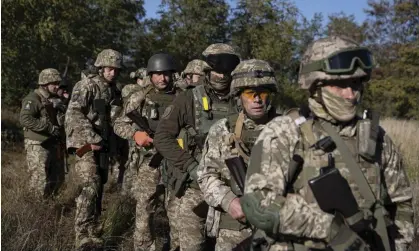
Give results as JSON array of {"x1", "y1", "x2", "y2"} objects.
[{"x1": 241, "y1": 88, "x2": 270, "y2": 101}]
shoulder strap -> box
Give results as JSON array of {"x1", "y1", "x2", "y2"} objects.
[
  {"x1": 320, "y1": 121, "x2": 391, "y2": 251},
  {"x1": 192, "y1": 85, "x2": 210, "y2": 110}
]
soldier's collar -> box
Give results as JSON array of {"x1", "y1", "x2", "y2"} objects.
[{"x1": 36, "y1": 87, "x2": 51, "y2": 99}]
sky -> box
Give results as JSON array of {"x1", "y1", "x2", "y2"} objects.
[{"x1": 143, "y1": 0, "x2": 370, "y2": 24}]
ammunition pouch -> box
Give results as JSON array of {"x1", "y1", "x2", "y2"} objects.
[{"x1": 328, "y1": 214, "x2": 371, "y2": 251}]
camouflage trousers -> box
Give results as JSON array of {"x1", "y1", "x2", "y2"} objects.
[
  {"x1": 166, "y1": 187, "x2": 206, "y2": 251},
  {"x1": 216, "y1": 228, "x2": 252, "y2": 251},
  {"x1": 73, "y1": 151, "x2": 104, "y2": 247},
  {"x1": 133, "y1": 156, "x2": 161, "y2": 251},
  {"x1": 24, "y1": 139, "x2": 65, "y2": 199}
]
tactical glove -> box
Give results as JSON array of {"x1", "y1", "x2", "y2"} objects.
[{"x1": 48, "y1": 124, "x2": 61, "y2": 137}]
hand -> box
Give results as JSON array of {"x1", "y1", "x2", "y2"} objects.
[
  {"x1": 228, "y1": 197, "x2": 245, "y2": 220},
  {"x1": 49, "y1": 125, "x2": 61, "y2": 137},
  {"x1": 91, "y1": 144, "x2": 102, "y2": 151},
  {"x1": 133, "y1": 131, "x2": 153, "y2": 147}
]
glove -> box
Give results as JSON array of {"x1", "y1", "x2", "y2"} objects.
[
  {"x1": 327, "y1": 214, "x2": 370, "y2": 251},
  {"x1": 48, "y1": 124, "x2": 61, "y2": 137},
  {"x1": 133, "y1": 131, "x2": 153, "y2": 147}
]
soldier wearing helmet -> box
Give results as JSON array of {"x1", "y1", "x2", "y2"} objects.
[
  {"x1": 19, "y1": 68, "x2": 65, "y2": 200},
  {"x1": 121, "y1": 68, "x2": 149, "y2": 104},
  {"x1": 113, "y1": 52, "x2": 179, "y2": 251},
  {"x1": 241, "y1": 36, "x2": 414, "y2": 251},
  {"x1": 182, "y1": 59, "x2": 208, "y2": 88},
  {"x1": 64, "y1": 49, "x2": 124, "y2": 249},
  {"x1": 154, "y1": 43, "x2": 241, "y2": 251},
  {"x1": 196, "y1": 59, "x2": 281, "y2": 250}
]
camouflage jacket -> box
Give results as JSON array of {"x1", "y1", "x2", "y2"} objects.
[
  {"x1": 197, "y1": 116, "x2": 268, "y2": 237},
  {"x1": 20, "y1": 87, "x2": 56, "y2": 143},
  {"x1": 64, "y1": 75, "x2": 120, "y2": 149},
  {"x1": 244, "y1": 115, "x2": 414, "y2": 251},
  {"x1": 113, "y1": 84, "x2": 177, "y2": 153}
]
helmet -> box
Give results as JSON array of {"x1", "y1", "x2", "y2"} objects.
[
  {"x1": 230, "y1": 59, "x2": 278, "y2": 96},
  {"x1": 94, "y1": 49, "x2": 123, "y2": 68},
  {"x1": 202, "y1": 43, "x2": 241, "y2": 73},
  {"x1": 298, "y1": 36, "x2": 370, "y2": 90},
  {"x1": 146, "y1": 53, "x2": 176, "y2": 74},
  {"x1": 183, "y1": 59, "x2": 210, "y2": 75},
  {"x1": 129, "y1": 67, "x2": 147, "y2": 79},
  {"x1": 38, "y1": 68, "x2": 62, "y2": 85}
]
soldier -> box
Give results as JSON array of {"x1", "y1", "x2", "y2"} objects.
[
  {"x1": 197, "y1": 60, "x2": 281, "y2": 250},
  {"x1": 65, "y1": 49, "x2": 123, "y2": 249},
  {"x1": 154, "y1": 43, "x2": 241, "y2": 251},
  {"x1": 20, "y1": 68, "x2": 65, "y2": 199},
  {"x1": 241, "y1": 36, "x2": 415, "y2": 251},
  {"x1": 123, "y1": 68, "x2": 149, "y2": 102},
  {"x1": 183, "y1": 59, "x2": 208, "y2": 87},
  {"x1": 113, "y1": 53, "x2": 178, "y2": 251}
]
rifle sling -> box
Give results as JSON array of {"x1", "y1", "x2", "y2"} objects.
[{"x1": 320, "y1": 121, "x2": 391, "y2": 251}]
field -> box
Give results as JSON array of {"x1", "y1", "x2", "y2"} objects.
[{"x1": 1, "y1": 111, "x2": 418, "y2": 250}]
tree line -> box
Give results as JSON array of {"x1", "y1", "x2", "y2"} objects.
[{"x1": 2, "y1": 0, "x2": 418, "y2": 119}]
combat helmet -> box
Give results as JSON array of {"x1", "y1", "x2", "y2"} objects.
[
  {"x1": 183, "y1": 59, "x2": 210, "y2": 76},
  {"x1": 298, "y1": 36, "x2": 373, "y2": 90},
  {"x1": 202, "y1": 43, "x2": 241, "y2": 74},
  {"x1": 129, "y1": 67, "x2": 147, "y2": 80},
  {"x1": 230, "y1": 59, "x2": 279, "y2": 96},
  {"x1": 94, "y1": 49, "x2": 123, "y2": 69},
  {"x1": 38, "y1": 68, "x2": 62, "y2": 85},
  {"x1": 146, "y1": 53, "x2": 176, "y2": 74}
]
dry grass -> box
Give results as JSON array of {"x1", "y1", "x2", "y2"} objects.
[
  {"x1": 1, "y1": 114, "x2": 417, "y2": 250},
  {"x1": 381, "y1": 118, "x2": 419, "y2": 249}
]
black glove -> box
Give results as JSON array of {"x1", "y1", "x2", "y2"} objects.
[{"x1": 48, "y1": 124, "x2": 61, "y2": 137}]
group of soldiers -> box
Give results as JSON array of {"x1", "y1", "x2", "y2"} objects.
[{"x1": 19, "y1": 35, "x2": 414, "y2": 251}]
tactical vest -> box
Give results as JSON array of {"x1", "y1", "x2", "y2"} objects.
[
  {"x1": 23, "y1": 89, "x2": 53, "y2": 142},
  {"x1": 179, "y1": 85, "x2": 233, "y2": 154},
  {"x1": 285, "y1": 109, "x2": 394, "y2": 251},
  {"x1": 218, "y1": 112, "x2": 267, "y2": 231},
  {"x1": 140, "y1": 86, "x2": 176, "y2": 133}
]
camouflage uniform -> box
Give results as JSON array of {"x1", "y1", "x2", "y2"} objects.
[
  {"x1": 241, "y1": 37, "x2": 415, "y2": 251},
  {"x1": 64, "y1": 49, "x2": 123, "y2": 249},
  {"x1": 197, "y1": 60, "x2": 280, "y2": 250},
  {"x1": 114, "y1": 53, "x2": 178, "y2": 251},
  {"x1": 154, "y1": 43, "x2": 241, "y2": 251},
  {"x1": 20, "y1": 68, "x2": 65, "y2": 199},
  {"x1": 174, "y1": 59, "x2": 209, "y2": 91}
]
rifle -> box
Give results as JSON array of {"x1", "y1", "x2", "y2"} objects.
[
  {"x1": 126, "y1": 110, "x2": 163, "y2": 169},
  {"x1": 225, "y1": 156, "x2": 247, "y2": 194},
  {"x1": 42, "y1": 102, "x2": 69, "y2": 173},
  {"x1": 94, "y1": 99, "x2": 110, "y2": 184}
]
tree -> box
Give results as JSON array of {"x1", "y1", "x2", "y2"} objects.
[
  {"x1": 143, "y1": 0, "x2": 230, "y2": 70},
  {"x1": 325, "y1": 12, "x2": 368, "y2": 44},
  {"x1": 1, "y1": 0, "x2": 145, "y2": 106}
]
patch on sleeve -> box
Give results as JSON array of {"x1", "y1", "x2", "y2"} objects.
[
  {"x1": 71, "y1": 91, "x2": 80, "y2": 102},
  {"x1": 24, "y1": 101, "x2": 32, "y2": 110},
  {"x1": 161, "y1": 105, "x2": 174, "y2": 119}
]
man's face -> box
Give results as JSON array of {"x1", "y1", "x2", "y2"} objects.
[
  {"x1": 103, "y1": 67, "x2": 119, "y2": 82},
  {"x1": 240, "y1": 87, "x2": 271, "y2": 119},
  {"x1": 185, "y1": 74, "x2": 201, "y2": 86},
  {"x1": 151, "y1": 71, "x2": 172, "y2": 90},
  {"x1": 136, "y1": 78, "x2": 144, "y2": 86},
  {"x1": 46, "y1": 82, "x2": 60, "y2": 94},
  {"x1": 322, "y1": 78, "x2": 363, "y2": 101}
]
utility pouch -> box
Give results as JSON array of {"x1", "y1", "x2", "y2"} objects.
[{"x1": 358, "y1": 110, "x2": 379, "y2": 161}]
